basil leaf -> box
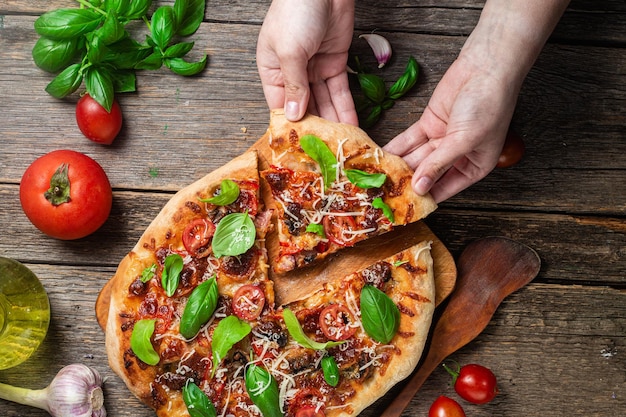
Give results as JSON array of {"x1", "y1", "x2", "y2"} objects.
[
  {"x1": 245, "y1": 363, "x2": 282, "y2": 417},
  {"x1": 45, "y1": 63, "x2": 83, "y2": 99},
  {"x1": 180, "y1": 277, "x2": 218, "y2": 339},
  {"x1": 305, "y1": 223, "x2": 325, "y2": 237},
  {"x1": 140, "y1": 264, "x2": 156, "y2": 283},
  {"x1": 345, "y1": 169, "x2": 387, "y2": 189},
  {"x1": 283, "y1": 308, "x2": 343, "y2": 350},
  {"x1": 123, "y1": 0, "x2": 153, "y2": 20},
  {"x1": 212, "y1": 212, "x2": 256, "y2": 258},
  {"x1": 183, "y1": 381, "x2": 217, "y2": 417},
  {"x1": 199, "y1": 179, "x2": 240, "y2": 206},
  {"x1": 84, "y1": 66, "x2": 115, "y2": 112},
  {"x1": 134, "y1": 50, "x2": 164, "y2": 71},
  {"x1": 372, "y1": 197, "x2": 394, "y2": 223},
  {"x1": 165, "y1": 56, "x2": 208, "y2": 76},
  {"x1": 360, "y1": 285, "x2": 400, "y2": 344},
  {"x1": 110, "y1": 69, "x2": 137, "y2": 93},
  {"x1": 130, "y1": 319, "x2": 160, "y2": 365},
  {"x1": 174, "y1": 0, "x2": 205, "y2": 37},
  {"x1": 358, "y1": 73, "x2": 386, "y2": 104},
  {"x1": 34, "y1": 8, "x2": 103, "y2": 40},
  {"x1": 321, "y1": 356, "x2": 340, "y2": 387},
  {"x1": 300, "y1": 135, "x2": 337, "y2": 190},
  {"x1": 387, "y1": 56, "x2": 419, "y2": 100},
  {"x1": 103, "y1": 38, "x2": 152, "y2": 69},
  {"x1": 211, "y1": 315, "x2": 251, "y2": 376},
  {"x1": 163, "y1": 41, "x2": 195, "y2": 59},
  {"x1": 32, "y1": 37, "x2": 80, "y2": 73},
  {"x1": 161, "y1": 253, "x2": 184, "y2": 297},
  {"x1": 103, "y1": 0, "x2": 129, "y2": 18},
  {"x1": 361, "y1": 104, "x2": 382, "y2": 129},
  {"x1": 151, "y1": 6, "x2": 176, "y2": 51},
  {"x1": 95, "y1": 10, "x2": 126, "y2": 45}
]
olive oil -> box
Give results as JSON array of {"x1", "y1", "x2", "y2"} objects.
[{"x1": 0, "y1": 257, "x2": 50, "y2": 370}]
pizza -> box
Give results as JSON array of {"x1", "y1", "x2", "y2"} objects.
[
  {"x1": 104, "y1": 115, "x2": 437, "y2": 417},
  {"x1": 259, "y1": 110, "x2": 437, "y2": 273}
]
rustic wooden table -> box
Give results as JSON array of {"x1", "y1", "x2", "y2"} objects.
[{"x1": 1, "y1": 1, "x2": 624, "y2": 416}]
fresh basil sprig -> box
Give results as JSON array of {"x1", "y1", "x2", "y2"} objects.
[
  {"x1": 372, "y1": 197, "x2": 394, "y2": 223},
  {"x1": 199, "y1": 179, "x2": 240, "y2": 206},
  {"x1": 162, "y1": 253, "x2": 184, "y2": 297},
  {"x1": 130, "y1": 318, "x2": 160, "y2": 365},
  {"x1": 212, "y1": 211, "x2": 256, "y2": 258},
  {"x1": 283, "y1": 308, "x2": 343, "y2": 350},
  {"x1": 211, "y1": 315, "x2": 251, "y2": 376},
  {"x1": 300, "y1": 135, "x2": 337, "y2": 190},
  {"x1": 180, "y1": 277, "x2": 218, "y2": 339},
  {"x1": 321, "y1": 355, "x2": 340, "y2": 387},
  {"x1": 245, "y1": 363, "x2": 282, "y2": 417},
  {"x1": 32, "y1": 0, "x2": 208, "y2": 111},
  {"x1": 360, "y1": 285, "x2": 400, "y2": 344},
  {"x1": 345, "y1": 169, "x2": 387, "y2": 189},
  {"x1": 183, "y1": 381, "x2": 217, "y2": 417}
]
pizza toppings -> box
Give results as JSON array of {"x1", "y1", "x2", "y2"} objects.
[
  {"x1": 182, "y1": 218, "x2": 215, "y2": 258},
  {"x1": 360, "y1": 285, "x2": 401, "y2": 344},
  {"x1": 130, "y1": 319, "x2": 160, "y2": 366},
  {"x1": 232, "y1": 284, "x2": 266, "y2": 321},
  {"x1": 319, "y1": 304, "x2": 358, "y2": 341},
  {"x1": 245, "y1": 363, "x2": 282, "y2": 417},
  {"x1": 179, "y1": 277, "x2": 219, "y2": 339},
  {"x1": 212, "y1": 212, "x2": 256, "y2": 257}
]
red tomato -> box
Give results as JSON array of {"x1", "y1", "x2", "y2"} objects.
[
  {"x1": 428, "y1": 396, "x2": 466, "y2": 417},
  {"x1": 496, "y1": 129, "x2": 525, "y2": 168},
  {"x1": 20, "y1": 150, "x2": 112, "y2": 240},
  {"x1": 319, "y1": 304, "x2": 357, "y2": 341},
  {"x1": 232, "y1": 284, "x2": 266, "y2": 320},
  {"x1": 452, "y1": 363, "x2": 499, "y2": 404},
  {"x1": 323, "y1": 215, "x2": 357, "y2": 246},
  {"x1": 76, "y1": 93, "x2": 123, "y2": 144},
  {"x1": 182, "y1": 218, "x2": 215, "y2": 257},
  {"x1": 295, "y1": 405, "x2": 325, "y2": 417}
]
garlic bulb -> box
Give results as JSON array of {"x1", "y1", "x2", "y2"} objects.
[
  {"x1": 0, "y1": 363, "x2": 106, "y2": 417},
  {"x1": 359, "y1": 33, "x2": 392, "y2": 68}
]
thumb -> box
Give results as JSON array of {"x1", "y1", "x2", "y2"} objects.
[{"x1": 280, "y1": 55, "x2": 311, "y2": 121}]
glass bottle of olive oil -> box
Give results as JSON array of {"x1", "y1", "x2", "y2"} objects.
[{"x1": 0, "y1": 257, "x2": 50, "y2": 370}]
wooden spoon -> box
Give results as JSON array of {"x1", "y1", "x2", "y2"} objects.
[{"x1": 380, "y1": 236, "x2": 541, "y2": 417}]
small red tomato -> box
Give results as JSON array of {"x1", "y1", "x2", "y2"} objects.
[
  {"x1": 182, "y1": 218, "x2": 216, "y2": 257},
  {"x1": 428, "y1": 396, "x2": 466, "y2": 417},
  {"x1": 76, "y1": 93, "x2": 123, "y2": 144},
  {"x1": 444, "y1": 362, "x2": 499, "y2": 404},
  {"x1": 295, "y1": 405, "x2": 325, "y2": 417},
  {"x1": 232, "y1": 284, "x2": 266, "y2": 321},
  {"x1": 497, "y1": 129, "x2": 525, "y2": 168},
  {"x1": 20, "y1": 150, "x2": 112, "y2": 240},
  {"x1": 322, "y1": 215, "x2": 357, "y2": 247},
  {"x1": 319, "y1": 304, "x2": 357, "y2": 341}
]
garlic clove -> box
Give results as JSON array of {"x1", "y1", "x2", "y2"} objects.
[{"x1": 359, "y1": 33, "x2": 392, "y2": 68}]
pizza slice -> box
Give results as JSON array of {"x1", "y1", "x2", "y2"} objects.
[{"x1": 260, "y1": 110, "x2": 438, "y2": 273}]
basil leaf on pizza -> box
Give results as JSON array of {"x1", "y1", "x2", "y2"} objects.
[
  {"x1": 183, "y1": 381, "x2": 217, "y2": 417},
  {"x1": 300, "y1": 134, "x2": 337, "y2": 190},
  {"x1": 305, "y1": 222, "x2": 325, "y2": 237},
  {"x1": 212, "y1": 211, "x2": 255, "y2": 257},
  {"x1": 130, "y1": 319, "x2": 160, "y2": 365},
  {"x1": 199, "y1": 179, "x2": 240, "y2": 205},
  {"x1": 283, "y1": 308, "x2": 343, "y2": 350},
  {"x1": 360, "y1": 285, "x2": 400, "y2": 344},
  {"x1": 345, "y1": 169, "x2": 386, "y2": 188},
  {"x1": 321, "y1": 355, "x2": 340, "y2": 387},
  {"x1": 245, "y1": 363, "x2": 282, "y2": 417},
  {"x1": 211, "y1": 315, "x2": 251, "y2": 376},
  {"x1": 162, "y1": 253, "x2": 183, "y2": 296},
  {"x1": 140, "y1": 263, "x2": 156, "y2": 283},
  {"x1": 372, "y1": 197, "x2": 395, "y2": 223},
  {"x1": 179, "y1": 276, "x2": 218, "y2": 339}
]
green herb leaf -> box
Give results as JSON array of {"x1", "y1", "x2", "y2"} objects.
[
  {"x1": 360, "y1": 285, "x2": 400, "y2": 344},
  {"x1": 300, "y1": 135, "x2": 337, "y2": 190},
  {"x1": 345, "y1": 169, "x2": 387, "y2": 189},
  {"x1": 393, "y1": 260, "x2": 409, "y2": 267},
  {"x1": 245, "y1": 363, "x2": 282, "y2": 417},
  {"x1": 212, "y1": 212, "x2": 256, "y2": 258},
  {"x1": 161, "y1": 253, "x2": 184, "y2": 297},
  {"x1": 163, "y1": 41, "x2": 195, "y2": 59},
  {"x1": 165, "y1": 56, "x2": 208, "y2": 76},
  {"x1": 32, "y1": 37, "x2": 80, "y2": 73},
  {"x1": 130, "y1": 319, "x2": 160, "y2": 365},
  {"x1": 361, "y1": 104, "x2": 382, "y2": 129},
  {"x1": 151, "y1": 6, "x2": 176, "y2": 51},
  {"x1": 358, "y1": 73, "x2": 386, "y2": 104},
  {"x1": 110, "y1": 69, "x2": 137, "y2": 93},
  {"x1": 141, "y1": 264, "x2": 156, "y2": 283},
  {"x1": 180, "y1": 277, "x2": 218, "y2": 339},
  {"x1": 387, "y1": 56, "x2": 419, "y2": 100},
  {"x1": 372, "y1": 197, "x2": 394, "y2": 223},
  {"x1": 283, "y1": 308, "x2": 343, "y2": 350},
  {"x1": 199, "y1": 179, "x2": 240, "y2": 206},
  {"x1": 34, "y1": 8, "x2": 103, "y2": 40},
  {"x1": 183, "y1": 381, "x2": 217, "y2": 417},
  {"x1": 305, "y1": 223, "x2": 325, "y2": 237},
  {"x1": 95, "y1": 10, "x2": 126, "y2": 45},
  {"x1": 211, "y1": 315, "x2": 251, "y2": 376},
  {"x1": 174, "y1": 0, "x2": 206, "y2": 37},
  {"x1": 84, "y1": 66, "x2": 115, "y2": 112},
  {"x1": 123, "y1": 0, "x2": 153, "y2": 20},
  {"x1": 321, "y1": 355, "x2": 340, "y2": 387},
  {"x1": 134, "y1": 50, "x2": 164, "y2": 70},
  {"x1": 45, "y1": 63, "x2": 83, "y2": 98}
]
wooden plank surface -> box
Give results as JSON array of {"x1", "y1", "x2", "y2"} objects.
[{"x1": 1, "y1": 1, "x2": 625, "y2": 417}]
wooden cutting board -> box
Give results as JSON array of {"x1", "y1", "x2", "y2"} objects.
[{"x1": 95, "y1": 130, "x2": 457, "y2": 330}]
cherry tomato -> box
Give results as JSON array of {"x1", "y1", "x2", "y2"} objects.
[
  {"x1": 76, "y1": 93, "x2": 123, "y2": 144},
  {"x1": 444, "y1": 362, "x2": 499, "y2": 404},
  {"x1": 291, "y1": 388, "x2": 325, "y2": 417},
  {"x1": 20, "y1": 150, "x2": 112, "y2": 240},
  {"x1": 182, "y1": 218, "x2": 215, "y2": 257},
  {"x1": 319, "y1": 304, "x2": 357, "y2": 341},
  {"x1": 496, "y1": 129, "x2": 525, "y2": 168},
  {"x1": 323, "y1": 215, "x2": 357, "y2": 246},
  {"x1": 428, "y1": 396, "x2": 466, "y2": 417},
  {"x1": 295, "y1": 405, "x2": 325, "y2": 417},
  {"x1": 232, "y1": 284, "x2": 266, "y2": 320}
]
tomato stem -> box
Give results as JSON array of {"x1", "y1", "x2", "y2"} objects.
[
  {"x1": 442, "y1": 360, "x2": 461, "y2": 384},
  {"x1": 44, "y1": 164, "x2": 72, "y2": 206}
]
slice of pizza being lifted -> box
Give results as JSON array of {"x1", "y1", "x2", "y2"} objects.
[{"x1": 260, "y1": 110, "x2": 438, "y2": 273}]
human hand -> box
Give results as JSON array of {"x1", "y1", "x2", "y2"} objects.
[{"x1": 256, "y1": 0, "x2": 358, "y2": 125}]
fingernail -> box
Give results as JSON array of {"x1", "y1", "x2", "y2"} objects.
[
  {"x1": 285, "y1": 101, "x2": 299, "y2": 120},
  {"x1": 414, "y1": 177, "x2": 433, "y2": 195}
]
